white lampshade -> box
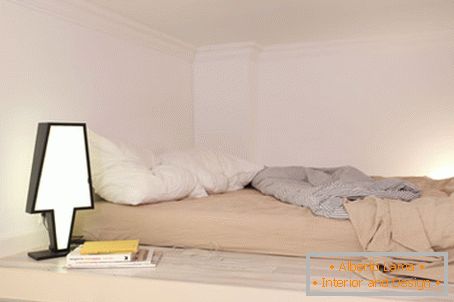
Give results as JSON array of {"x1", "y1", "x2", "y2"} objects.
[{"x1": 26, "y1": 122, "x2": 94, "y2": 260}]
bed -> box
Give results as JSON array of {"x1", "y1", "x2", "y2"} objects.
[
  {"x1": 74, "y1": 189, "x2": 363, "y2": 256},
  {"x1": 74, "y1": 176, "x2": 454, "y2": 256}
]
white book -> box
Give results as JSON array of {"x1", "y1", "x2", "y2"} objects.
[
  {"x1": 67, "y1": 246, "x2": 133, "y2": 264},
  {"x1": 66, "y1": 246, "x2": 157, "y2": 269}
]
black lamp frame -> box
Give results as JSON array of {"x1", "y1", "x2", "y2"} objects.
[{"x1": 25, "y1": 122, "x2": 94, "y2": 260}]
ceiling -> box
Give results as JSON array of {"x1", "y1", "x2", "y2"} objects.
[{"x1": 86, "y1": 0, "x2": 454, "y2": 47}]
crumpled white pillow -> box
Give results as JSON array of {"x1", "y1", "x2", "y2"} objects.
[
  {"x1": 88, "y1": 131, "x2": 197, "y2": 205},
  {"x1": 160, "y1": 149, "x2": 264, "y2": 197}
]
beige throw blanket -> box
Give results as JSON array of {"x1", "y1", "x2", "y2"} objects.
[{"x1": 344, "y1": 177, "x2": 454, "y2": 283}]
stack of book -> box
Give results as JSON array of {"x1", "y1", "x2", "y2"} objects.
[{"x1": 66, "y1": 240, "x2": 157, "y2": 269}]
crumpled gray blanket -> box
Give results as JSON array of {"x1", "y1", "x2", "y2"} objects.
[{"x1": 251, "y1": 166, "x2": 421, "y2": 219}]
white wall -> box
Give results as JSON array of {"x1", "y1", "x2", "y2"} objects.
[
  {"x1": 2, "y1": 0, "x2": 454, "y2": 256},
  {"x1": 194, "y1": 32, "x2": 454, "y2": 177},
  {"x1": 0, "y1": 0, "x2": 194, "y2": 250},
  {"x1": 193, "y1": 44, "x2": 258, "y2": 160}
]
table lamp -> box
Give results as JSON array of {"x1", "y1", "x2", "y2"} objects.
[{"x1": 26, "y1": 122, "x2": 94, "y2": 260}]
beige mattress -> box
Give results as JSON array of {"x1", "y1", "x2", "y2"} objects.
[{"x1": 74, "y1": 189, "x2": 362, "y2": 256}]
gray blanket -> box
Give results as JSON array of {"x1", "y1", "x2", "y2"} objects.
[{"x1": 251, "y1": 166, "x2": 421, "y2": 219}]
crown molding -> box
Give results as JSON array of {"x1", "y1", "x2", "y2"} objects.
[
  {"x1": 195, "y1": 42, "x2": 262, "y2": 62},
  {"x1": 260, "y1": 29, "x2": 454, "y2": 58},
  {"x1": 194, "y1": 29, "x2": 454, "y2": 62},
  {"x1": 9, "y1": 0, "x2": 196, "y2": 61}
]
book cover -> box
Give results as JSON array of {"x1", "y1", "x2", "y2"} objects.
[
  {"x1": 80, "y1": 239, "x2": 139, "y2": 255},
  {"x1": 67, "y1": 246, "x2": 133, "y2": 264},
  {"x1": 66, "y1": 247, "x2": 158, "y2": 269}
]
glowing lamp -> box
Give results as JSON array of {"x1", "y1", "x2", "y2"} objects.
[{"x1": 26, "y1": 123, "x2": 94, "y2": 260}]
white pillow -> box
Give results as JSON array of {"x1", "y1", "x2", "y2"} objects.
[
  {"x1": 160, "y1": 149, "x2": 263, "y2": 197},
  {"x1": 88, "y1": 131, "x2": 197, "y2": 205}
]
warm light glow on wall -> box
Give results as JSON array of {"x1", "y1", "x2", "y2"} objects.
[{"x1": 428, "y1": 165, "x2": 454, "y2": 180}]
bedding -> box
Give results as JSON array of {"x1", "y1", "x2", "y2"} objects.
[
  {"x1": 343, "y1": 176, "x2": 454, "y2": 283},
  {"x1": 88, "y1": 131, "x2": 197, "y2": 205},
  {"x1": 160, "y1": 149, "x2": 263, "y2": 197},
  {"x1": 74, "y1": 189, "x2": 363, "y2": 257},
  {"x1": 252, "y1": 166, "x2": 421, "y2": 219},
  {"x1": 88, "y1": 131, "x2": 262, "y2": 205}
]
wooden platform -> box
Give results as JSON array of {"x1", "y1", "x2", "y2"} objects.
[{"x1": 0, "y1": 246, "x2": 451, "y2": 302}]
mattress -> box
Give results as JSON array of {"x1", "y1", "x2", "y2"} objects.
[{"x1": 74, "y1": 189, "x2": 362, "y2": 256}]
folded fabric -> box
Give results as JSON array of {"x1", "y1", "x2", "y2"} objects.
[
  {"x1": 251, "y1": 166, "x2": 421, "y2": 219},
  {"x1": 344, "y1": 195, "x2": 454, "y2": 283}
]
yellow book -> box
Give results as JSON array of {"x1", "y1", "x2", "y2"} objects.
[{"x1": 80, "y1": 240, "x2": 139, "y2": 255}]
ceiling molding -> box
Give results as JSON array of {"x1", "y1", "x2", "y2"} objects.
[
  {"x1": 195, "y1": 42, "x2": 262, "y2": 62},
  {"x1": 194, "y1": 29, "x2": 454, "y2": 62},
  {"x1": 10, "y1": 0, "x2": 196, "y2": 61},
  {"x1": 268, "y1": 29, "x2": 453, "y2": 48}
]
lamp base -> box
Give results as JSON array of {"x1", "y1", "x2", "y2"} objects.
[{"x1": 28, "y1": 249, "x2": 69, "y2": 261}]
